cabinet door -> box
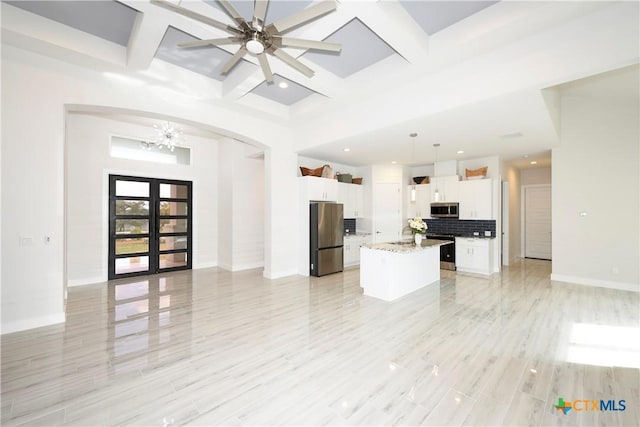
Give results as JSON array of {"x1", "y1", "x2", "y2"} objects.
[
  {"x1": 459, "y1": 179, "x2": 492, "y2": 219},
  {"x1": 443, "y1": 176, "x2": 459, "y2": 202},
  {"x1": 417, "y1": 185, "x2": 430, "y2": 218},
  {"x1": 455, "y1": 239, "x2": 473, "y2": 269},
  {"x1": 407, "y1": 185, "x2": 420, "y2": 218},
  {"x1": 338, "y1": 183, "x2": 352, "y2": 216},
  {"x1": 458, "y1": 181, "x2": 476, "y2": 219},
  {"x1": 324, "y1": 179, "x2": 338, "y2": 202},
  {"x1": 430, "y1": 176, "x2": 458, "y2": 202},
  {"x1": 408, "y1": 184, "x2": 431, "y2": 218},
  {"x1": 352, "y1": 185, "x2": 364, "y2": 217},
  {"x1": 473, "y1": 179, "x2": 492, "y2": 219}
]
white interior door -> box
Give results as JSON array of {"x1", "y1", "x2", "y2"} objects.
[
  {"x1": 502, "y1": 181, "x2": 510, "y2": 265},
  {"x1": 373, "y1": 183, "x2": 401, "y2": 243},
  {"x1": 524, "y1": 185, "x2": 552, "y2": 260}
]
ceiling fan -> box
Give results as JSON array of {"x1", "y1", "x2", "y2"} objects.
[{"x1": 151, "y1": 0, "x2": 342, "y2": 83}]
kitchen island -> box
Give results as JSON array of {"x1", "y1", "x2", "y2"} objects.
[{"x1": 360, "y1": 239, "x2": 453, "y2": 301}]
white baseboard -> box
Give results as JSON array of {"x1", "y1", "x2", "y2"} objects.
[
  {"x1": 550, "y1": 274, "x2": 639, "y2": 293},
  {"x1": 193, "y1": 262, "x2": 217, "y2": 270},
  {"x1": 263, "y1": 269, "x2": 298, "y2": 279},
  {"x1": 1, "y1": 312, "x2": 66, "y2": 335},
  {"x1": 230, "y1": 262, "x2": 264, "y2": 272},
  {"x1": 67, "y1": 276, "x2": 106, "y2": 287}
]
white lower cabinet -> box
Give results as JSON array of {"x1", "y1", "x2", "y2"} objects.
[
  {"x1": 455, "y1": 237, "x2": 494, "y2": 275},
  {"x1": 344, "y1": 235, "x2": 370, "y2": 267}
]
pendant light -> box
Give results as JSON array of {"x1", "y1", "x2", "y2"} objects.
[
  {"x1": 410, "y1": 133, "x2": 418, "y2": 202},
  {"x1": 433, "y1": 143, "x2": 441, "y2": 202}
]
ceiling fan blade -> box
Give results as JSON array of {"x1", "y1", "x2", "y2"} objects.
[
  {"x1": 269, "y1": 47, "x2": 314, "y2": 78},
  {"x1": 178, "y1": 37, "x2": 242, "y2": 48},
  {"x1": 257, "y1": 53, "x2": 273, "y2": 83},
  {"x1": 217, "y1": 0, "x2": 251, "y2": 30},
  {"x1": 253, "y1": 0, "x2": 269, "y2": 27},
  {"x1": 272, "y1": 37, "x2": 341, "y2": 52},
  {"x1": 221, "y1": 46, "x2": 247, "y2": 74},
  {"x1": 266, "y1": 1, "x2": 336, "y2": 35},
  {"x1": 151, "y1": 0, "x2": 242, "y2": 35}
]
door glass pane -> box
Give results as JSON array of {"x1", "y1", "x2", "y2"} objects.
[
  {"x1": 115, "y1": 238, "x2": 149, "y2": 255},
  {"x1": 116, "y1": 200, "x2": 149, "y2": 216},
  {"x1": 159, "y1": 201, "x2": 188, "y2": 216},
  {"x1": 160, "y1": 183, "x2": 188, "y2": 199},
  {"x1": 159, "y1": 218, "x2": 187, "y2": 233},
  {"x1": 115, "y1": 256, "x2": 149, "y2": 275},
  {"x1": 159, "y1": 236, "x2": 188, "y2": 251},
  {"x1": 116, "y1": 180, "x2": 149, "y2": 197},
  {"x1": 116, "y1": 219, "x2": 149, "y2": 235},
  {"x1": 159, "y1": 252, "x2": 187, "y2": 269}
]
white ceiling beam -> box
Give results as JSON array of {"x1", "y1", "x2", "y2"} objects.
[
  {"x1": 124, "y1": 3, "x2": 171, "y2": 70},
  {"x1": 1, "y1": 3, "x2": 126, "y2": 69}
]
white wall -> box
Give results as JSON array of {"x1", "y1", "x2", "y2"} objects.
[
  {"x1": 552, "y1": 68, "x2": 639, "y2": 291},
  {"x1": 66, "y1": 114, "x2": 219, "y2": 286},
  {"x1": 218, "y1": 139, "x2": 265, "y2": 271},
  {"x1": 458, "y1": 156, "x2": 501, "y2": 180},
  {"x1": 521, "y1": 167, "x2": 551, "y2": 186},
  {"x1": 503, "y1": 163, "x2": 522, "y2": 262},
  {"x1": 1, "y1": 45, "x2": 297, "y2": 333}
]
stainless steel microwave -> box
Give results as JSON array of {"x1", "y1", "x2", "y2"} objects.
[{"x1": 430, "y1": 202, "x2": 459, "y2": 218}]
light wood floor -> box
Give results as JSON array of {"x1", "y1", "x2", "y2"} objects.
[{"x1": 2, "y1": 260, "x2": 639, "y2": 426}]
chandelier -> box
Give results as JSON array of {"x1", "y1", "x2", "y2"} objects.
[{"x1": 150, "y1": 121, "x2": 184, "y2": 151}]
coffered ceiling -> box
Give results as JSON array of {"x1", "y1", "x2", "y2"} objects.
[{"x1": 2, "y1": 0, "x2": 638, "y2": 168}]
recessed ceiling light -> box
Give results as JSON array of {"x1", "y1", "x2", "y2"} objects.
[
  {"x1": 343, "y1": 148, "x2": 351, "y2": 152},
  {"x1": 278, "y1": 81, "x2": 289, "y2": 89},
  {"x1": 457, "y1": 150, "x2": 464, "y2": 154},
  {"x1": 530, "y1": 161, "x2": 537, "y2": 165},
  {"x1": 391, "y1": 161, "x2": 397, "y2": 164}
]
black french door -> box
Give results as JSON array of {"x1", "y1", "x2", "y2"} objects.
[{"x1": 108, "y1": 175, "x2": 192, "y2": 280}]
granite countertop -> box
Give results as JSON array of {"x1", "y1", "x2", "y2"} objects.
[
  {"x1": 362, "y1": 238, "x2": 453, "y2": 253},
  {"x1": 455, "y1": 234, "x2": 496, "y2": 239},
  {"x1": 344, "y1": 232, "x2": 371, "y2": 237}
]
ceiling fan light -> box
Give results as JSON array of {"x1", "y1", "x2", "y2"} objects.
[{"x1": 246, "y1": 37, "x2": 264, "y2": 55}]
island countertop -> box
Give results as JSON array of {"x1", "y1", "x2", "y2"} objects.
[
  {"x1": 360, "y1": 238, "x2": 452, "y2": 301},
  {"x1": 361, "y1": 238, "x2": 453, "y2": 253}
]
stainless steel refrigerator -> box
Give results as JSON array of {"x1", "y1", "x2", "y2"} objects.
[{"x1": 310, "y1": 202, "x2": 344, "y2": 277}]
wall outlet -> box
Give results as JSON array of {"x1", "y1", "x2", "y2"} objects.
[
  {"x1": 484, "y1": 231, "x2": 491, "y2": 237},
  {"x1": 473, "y1": 231, "x2": 479, "y2": 236}
]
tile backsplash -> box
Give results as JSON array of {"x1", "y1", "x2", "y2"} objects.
[
  {"x1": 344, "y1": 218, "x2": 356, "y2": 234},
  {"x1": 425, "y1": 218, "x2": 496, "y2": 237}
]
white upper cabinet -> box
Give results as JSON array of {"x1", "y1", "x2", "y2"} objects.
[
  {"x1": 459, "y1": 179, "x2": 493, "y2": 219},
  {"x1": 300, "y1": 176, "x2": 338, "y2": 201},
  {"x1": 406, "y1": 184, "x2": 431, "y2": 219},
  {"x1": 429, "y1": 175, "x2": 460, "y2": 202},
  {"x1": 338, "y1": 182, "x2": 364, "y2": 218}
]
